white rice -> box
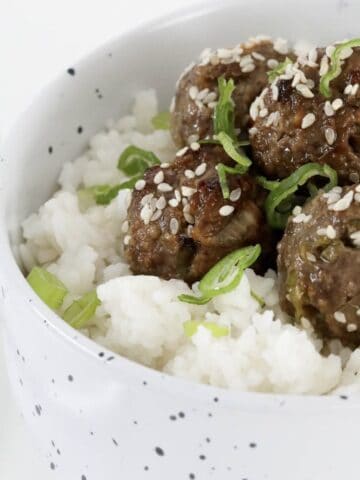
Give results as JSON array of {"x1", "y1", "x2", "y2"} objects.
[{"x1": 20, "y1": 90, "x2": 360, "y2": 396}]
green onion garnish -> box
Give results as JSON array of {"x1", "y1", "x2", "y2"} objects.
[
  {"x1": 216, "y1": 163, "x2": 245, "y2": 199},
  {"x1": 267, "y1": 57, "x2": 293, "y2": 83},
  {"x1": 213, "y1": 77, "x2": 236, "y2": 140},
  {"x1": 183, "y1": 320, "x2": 229, "y2": 338},
  {"x1": 151, "y1": 112, "x2": 171, "y2": 130},
  {"x1": 256, "y1": 176, "x2": 280, "y2": 191},
  {"x1": 216, "y1": 132, "x2": 252, "y2": 169},
  {"x1": 27, "y1": 267, "x2": 68, "y2": 309},
  {"x1": 320, "y1": 38, "x2": 360, "y2": 98},
  {"x1": 179, "y1": 245, "x2": 261, "y2": 305},
  {"x1": 264, "y1": 162, "x2": 338, "y2": 229},
  {"x1": 78, "y1": 175, "x2": 141, "y2": 207},
  {"x1": 118, "y1": 145, "x2": 160, "y2": 176},
  {"x1": 63, "y1": 291, "x2": 101, "y2": 329},
  {"x1": 251, "y1": 290, "x2": 266, "y2": 308}
]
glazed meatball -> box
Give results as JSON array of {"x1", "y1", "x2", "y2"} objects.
[
  {"x1": 250, "y1": 45, "x2": 360, "y2": 183},
  {"x1": 171, "y1": 37, "x2": 293, "y2": 147},
  {"x1": 278, "y1": 184, "x2": 360, "y2": 345},
  {"x1": 124, "y1": 144, "x2": 272, "y2": 283}
]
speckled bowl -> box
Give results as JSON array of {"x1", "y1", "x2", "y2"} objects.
[{"x1": 1, "y1": 1, "x2": 360, "y2": 479}]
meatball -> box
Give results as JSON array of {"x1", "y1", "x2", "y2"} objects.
[
  {"x1": 250, "y1": 45, "x2": 360, "y2": 183},
  {"x1": 124, "y1": 144, "x2": 272, "y2": 283},
  {"x1": 171, "y1": 37, "x2": 292, "y2": 147},
  {"x1": 278, "y1": 184, "x2": 360, "y2": 345}
]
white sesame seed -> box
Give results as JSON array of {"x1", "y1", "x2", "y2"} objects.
[
  {"x1": 121, "y1": 221, "x2": 129, "y2": 233},
  {"x1": 355, "y1": 193, "x2": 360, "y2": 203},
  {"x1": 308, "y1": 48, "x2": 318, "y2": 64},
  {"x1": 123, "y1": 235, "x2": 131, "y2": 245},
  {"x1": 332, "y1": 186, "x2": 343, "y2": 194},
  {"x1": 332, "y1": 98, "x2": 344, "y2": 111},
  {"x1": 229, "y1": 187, "x2": 242, "y2": 202},
  {"x1": 259, "y1": 108, "x2": 269, "y2": 118},
  {"x1": 174, "y1": 189, "x2": 181, "y2": 202},
  {"x1": 334, "y1": 311, "x2": 346, "y2": 324},
  {"x1": 325, "y1": 127, "x2": 336, "y2": 146},
  {"x1": 352, "y1": 83, "x2": 359, "y2": 95},
  {"x1": 347, "y1": 323, "x2": 358, "y2": 332},
  {"x1": 271, "y1": 84, "x2": 279, "y2": 101},
  {"x1": 195, "y1": 100, "x2": 203, "y2": 109},
  {"x1": 296, "y1": 84, "x2": 314, "y2": 98},
  {"x1": 196, "y1": 88, "x2": 210, "y2": 101},
  {"x1": 249, "y1": 127, "x2": 258, "y2": 136},
  {"x1": 156, "y1": 196, "x2": 166, "y2": 210},
  {"x1": 267, "y1": 58, "x2": 279, "y2": 69},
  {"x1": 183, "y1": 203, "x2": 190, "y2": 214},
  {"x1": 190, "y1": 141, "x2": 200, "y2": 151},
  {"x1": 189, "y1": 86, "x2": 199, "y2": 100},
  {"x1": 306, "y1": 252, "x2": 316, "y2": 262},
  {"x1": 208, "y1": 101, "x2": 218, "y2": 109},
  {"x1": 240, "y1": 55, "x2": 253, "y2": 67},
  {"x1": 151, "y1": 209, "x2": 162, "y2": 221},
  {"x1": 326, "y1": 225, "x2": 337, "y2": 239},
  {"x1": 154, "y1": 170, "x2": 164, "y2": 185},
  {"x1": 187, "y1": 134, "x2": 200, "y2": 144},
  {"x1": 316, "y1": 227, "x2": 327, "y2": 236},
  {"x1": 195, "y1": 163, "x2": 207, "y2": 176},
  {"x1": 160, "y1": 162, "x2": 170, "y2": 168},
  {"x1": 135, "y1": 179, "x2": 146, "y2": 191},
  {"x1": 324, "y1": 101, "x2": 335, "y2": 117},
  {"x1": 219, "y1": 205, "x2": 235, "y2": 216},
  {"x1": 168, "y1": 198, "x2": 179, "y2": 208},
  {"x1": 329, "y1": 190, "x2": 354, "y2": 211},
  {"x1": 274, "y1": 37, "x2": 289, "y2": 54},
  {"x1": 187, "y1": 225, "x2": 193, "y2": 236},
  {"x1": 326, "y1": 45, "x2": 336, "y2": 58},
  {"x1": 185, "y1": 169, "x2": 195, "y2": 179},
  {"x1": 293, "y1": 205, "x2": 302, "y2": 215},
  {"x1": 140, "y1": 204, "x2": 154, "y2": 225},
  {"x1": 301, "y1": 113, "x2": 316, "y2": 129},
  {"x1": 140, "y1": 193, "x2": 154, "y2": 206},
  {"x1": 301, "y1": 316, "x2": 314, "y2": 332},
  {"x1": 356, "y1": 185, "x2": 360, "y2": 193},
  {"x1": 350, "y1": 231, "x2": 360, "y2": 247},
  {"x1": 184, "y1": 212, "x2": 195, "y2": 224},
  {"x1": 252, "y1": 51, "x2": 266, "y2": 61},
  {"x1": 181, "y1": 186, "x2": 197, "y2": 197},
  {"x1": 157, "y1": 182, "x2": 173, "y2": 193},
  {"x1": 182, "y1": 197, "x2": 188, "y2": 206},
  {"x1": 242, "y1": 64, "x2": 256, "y2": 73},
  {"x1": 344, "y1": 84, "x2": 353, "y2": 95},
  {"x1": 170, "y1": 218, "x2": 179, "y2": 235},
  {"x1": 176, "y1": 146, "x2": 189, "y2": 157},
  {"x1": 319, "y1": 55, "x2": 329, "y2": 76}
]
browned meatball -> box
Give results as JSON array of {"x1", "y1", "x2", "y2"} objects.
[
  {"x1": 250, "y1": 46, "x2": 360, "y2": 184},
  {"x1": 278, "y1": 184, "x2": 360, "y2": 345},
  {"x1": 171, "y1": 37, "x2": 292, "y2": 147},
  {"x1": 124, "y1": 144, "x2": 272, "y2": 283}
]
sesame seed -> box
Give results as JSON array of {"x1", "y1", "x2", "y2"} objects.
[
  {"x1": 356, "y1": 185, "x2": 360, "y2": 193},
  {"x1": 187, "y1": 134, "x2": 200, "y2": 144},
  {"x1": 185, "y1": 169, "x2": 195, "y2": 179},
  {"x1": 182, "y1": 198, "x2": 188, "y2": 206},
  {"x1": 168, "y1": 198, "x2": 179, "y2": 208},
  {"x1": 306, "y1": 252, "x2": 316, "y2": 262},
  {"x1": 293, "y1": 205, "x2": 302, "y2": 215},
  {"x1": 135, "y1": 179, "x2": 146, "y2": 191},
  {"x1": 352, "y1": 84, "x2": 359, "y2": 95},
  {"x1": 158, "y1": 183, "x2": 173, "y2": 193},
  {"x1": 242, "y1": 64, "x2": 256, "y2": 73},
  {"x1": 249, "y1": 127, "x2": 258, "y2": 136},
  {"x1": 183, "y1": 203, "x2": 190, "y2": 214},
  {"x1": 176, "y1": 146, "x2": 189, "y2": 157},
  {"x1": 174, "y1": 189, "x2": 181, "y2": 201},
  {"x1": 293, "y1": 213, "x2": 312, "y2": 224},
  {"x1": 326, "y1": 225, "x2": 336, "y2": 239},
  {"x1": 274, "y1": 37, "x2": 289, "y2": 54},
  {"x1": 326, "y1": 45, "x2": 336, "y2": 58},
  {"x1": 347, "y1": 323, "x2": 357, "y2": 332},
  {"x1": 121, "y1": 221, "x2": 129, "y2": 233},
  {"x1": 170, "y1": 218, "x2": 179, "y2": 235},
  {"x1": 184, "y1": 212, "x2": 195, "y2": 224},
  {"x1": 329, "y1": 190, "x2": 354, "y2": 211},
  {"x1": 191, "y1": 141, "x2": 200, "y2": 151},
  {"x1": 259, "y1": 108, "x2": 269, "y2": 118},
  {"x1": 267, "y1": 58, "x2": 279, "y2": 69},
  {"x1": 189, "y1": 86, "x2": 199, "y2": 100},
  {"x1": 140, "y1": 204, "x2": 154, "y2": 225},
  {"x1": 156, "y1": 196, "x2": 166, "y2": 210},
  {"x1": 181, "y1": 186, "x2": 196, "y2": 197},
  {"x1": 195, "y1": 163, "x2": 207, "y2": 176},
  {"x1": 350, "y1": 231, "x2": 360, "y2": 247},
  {"x1": 154, "y1": 171, "x2": 164, "y2": 185},
  {"x1": 344, "y1": 84, "x2": 353, "y2": 95},
  {"x1": 325, "y1": 127, "x2": 336, "y2": 146},
  {"x1": 151, "y1": 209, "x2": 162, "y2": 221},
  {"x1": 301, "y1": 317, "x2": 314, "y2": 332},
  {"x1": 355, "y1": 193, "x2": 360, "y2": 202},
  {"x1": 208, "y1": 101, "x2": 217, "y2": 109},
  {"x1": 123, "y1": 235, "x2": 131, "y2": 245},
  {"x1": 271, "y1": 84, "x2": 279, "y2": 101},
  {"x1": 332, "y1": 98, "x2": 344, "y2": 111},
  {"x1": 187, "y1": 225, "x2": 193, "y2": 236},
  {"x1": 324, "y1": 101, "x2": 335, "y2": 117},
  {"x1": 160, "y1": 162, "x2": 170, "y2": 168},
  {"x1": 319, "y1": 55, "x2": 329, "y2": 76},
  {"x1": 334, "y1": 311, "x2": 346, "y2": 324},
  {"x1": 219, "y1": 205, "x2": 235, "y2": 216},
  {"x1": 229, "y1": 188, "x2": 242, "y2": 202},
  {"x1": 252, "y1": 52, "x2": 265, "y2": 61},
  {"x1": 140, "y1": 193, "x2": 154, "y2": 206},
  {"x1": 301, "y1": 113, "x2": 316, "y2": 129},
  {"x1": 296, "y1": 84, "x2": 314, "y2": 98}
]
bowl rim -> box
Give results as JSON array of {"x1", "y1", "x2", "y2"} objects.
[{"x1": 0, "y1": 0, "x2": 355, "y2": 411}]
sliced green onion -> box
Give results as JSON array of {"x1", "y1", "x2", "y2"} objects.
[
  {"x1": 179, "y1": 245, "x2": 261, "y2": 305},
  {"x1": 63, "y1": 291, "x2": 101, "y2": 329},
  {"x1": 267, "y1": 57, "x2": 293, "y2": 83},
  {"x1": 27, "y1": 267, "x2": 68, "y2": 310},
  {"x1": 216, "y1": 163, "x2": 245, "y2": 199},
  {"x1": 78, "y1": 175, "x2": 142, "y2": 207},
  {"x1": 183, "y1": 320, "x2": 229, "y2": 338},
  {"x1": 320, "y1": 38, "x2": 360, "y2": 98},
  {"x1": 213, "y1": 77, "x2": 236, "y2": 140},
  {"x1": 265, "y1": 162, "x2": 338, "y2": 229},
  {"x1": 151, "y1": 111, "x2": 171, "y2": 130},
  {"x1": 251, "y1": 290, "x2": 266, "y2": 308},
  {"x1": 256, "y1": 176, "x2": 280, "y2": 191},
  {"x1": 200, "y1": 138, "x2": 250, "y2": 147},
  {"x1": 216, "y1": 132, "x2": 252, "y2": 169},
  {"x1": 118, "y1": 145, "x2": 160, "y2": 176}
]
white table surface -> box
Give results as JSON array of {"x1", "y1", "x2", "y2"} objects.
[{"x1": 0, "y1": 1, "x2": 193, "y2": 478}]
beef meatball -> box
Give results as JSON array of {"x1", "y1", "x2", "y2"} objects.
[
  {"x1": 124, "y1": 144, "x2": 272, "y2": 283},
  {"x1": 250, "y1": 45, "x2": 360, "y2": 184},
  {"x1": 171, "y1": 37, "x2": 292, "y2": 147},
  {"x1": 278, "y1": 184, "x2": 360, "y2": 345}
]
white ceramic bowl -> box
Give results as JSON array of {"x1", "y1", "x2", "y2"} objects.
[{"x1": 1, "y1": 1, "x2": 360, "y2": 478}]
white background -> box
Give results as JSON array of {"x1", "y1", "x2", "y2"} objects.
[{"x1": 0, "y1": 1, "x2": 193, "y2": 478}]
